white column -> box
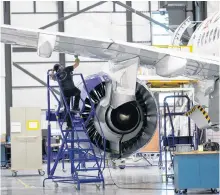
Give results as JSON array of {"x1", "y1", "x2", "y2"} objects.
[{"x1": 0, "y1": 1, "x2": 6, "y2": 134}]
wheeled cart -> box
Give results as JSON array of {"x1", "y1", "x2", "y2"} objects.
[{"x1": 174, "y1": 151, "x2": 219, "y2": 194}]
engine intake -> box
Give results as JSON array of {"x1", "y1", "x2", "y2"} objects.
[{"x1": 77, "y1": 73, "x2": 158, "y2": 158}]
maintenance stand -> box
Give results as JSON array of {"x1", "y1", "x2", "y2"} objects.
[{"x1": 43, "y1": 70, "x2": 106, "y2": 190}]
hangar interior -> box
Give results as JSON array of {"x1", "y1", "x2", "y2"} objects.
[{"x1": 0, "y1": 1, "x2": 220, "y2": 195}]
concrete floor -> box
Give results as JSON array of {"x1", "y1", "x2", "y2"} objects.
[{"x1": 0, "y1": 163, "x2": 218, "y2": 195}]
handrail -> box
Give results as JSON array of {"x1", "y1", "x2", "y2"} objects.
[
  {"x1": 47, "y1": 70, "x2": 106, "y2": 171},
  {"x1": 73, "y1": 73, "x2": 106, "y2": 170}
]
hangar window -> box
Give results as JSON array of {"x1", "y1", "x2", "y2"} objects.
[
  {"x1": 209, "y1": 29, "x2": 214, "y2": 43},
  {"x1": 200, "y1": 32, "x2": 205, "y2": 45},
  {"x1": 213, "y1": 28, "x2": 218, "y2": 41},
  {"x1": 204, "y1": 31, "x2": 209, "y2": 44}
]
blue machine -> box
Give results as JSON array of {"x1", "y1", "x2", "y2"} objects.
[
  {"x1": 1, "y1": 144, "x2": 6, "y2": 167},
  {"x1": 174, "y1": 152, "x2": 219, "y2": 194},
  {"x1": 1, "y1": 142, "x2": 11, "y2": 168},
  {"x1": 43, "y1": 70, "x2": 106, "y2": 190}
]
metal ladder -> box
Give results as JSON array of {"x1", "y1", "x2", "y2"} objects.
[
  {"x1": 162, "y1": 95, "x2": 193, "y2": 182},
  {"x1": 43, "y1": 70, "x2": 105, "y2": 190}
]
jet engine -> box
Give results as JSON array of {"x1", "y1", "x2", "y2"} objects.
[{"x1": 77, "y1": 73, "x2": 158, "y2": 158}]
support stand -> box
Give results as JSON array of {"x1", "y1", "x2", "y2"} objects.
[{"x1": 43, "y1": 71, "x2": 106, "y2": 190}]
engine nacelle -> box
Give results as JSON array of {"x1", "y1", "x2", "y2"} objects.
[{"x1": 77, "y1": 73, "x2": 158, "y2": 158}]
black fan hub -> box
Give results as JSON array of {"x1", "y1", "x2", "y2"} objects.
[{"x1": 110, "y1": 101, "x2": 141, "y2": 132}]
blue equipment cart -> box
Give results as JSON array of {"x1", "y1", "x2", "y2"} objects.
[
  {"x1": 1, "y1": 144, "x2": 7, "y2": 166},
  {"x1": 174, "y1": 151, "x2": 219, "y2": 194}
]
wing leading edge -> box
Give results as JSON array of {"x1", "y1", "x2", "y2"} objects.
[{"x1": 1, "y1": 24, "x2": 219, "y2": 80}]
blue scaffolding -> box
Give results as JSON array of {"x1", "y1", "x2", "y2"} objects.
[
  {"x1": 158, "y1": 95, "x2": 197, "y2": 182},
  {"x1": 43, "y1": 70, "x2": 106, "y2": 190}
]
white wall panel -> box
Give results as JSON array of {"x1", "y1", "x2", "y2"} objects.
[
  {"x1": 207, "y1": 1, "x2": 220, "y2": 17},
  {"x1": 12, "y1": 63, "x2": 58, "y2": 87},
  {"x1": 11, "y1": 14, "x2": 58, "y2": 31},
  {"x1": 133, "y1": 26, "x2": 151, "y2": 42},
  {"x1": 132, "y1": 12, "x2": 151, "y2": 26},
  {"x1": 64, "y1": 1, "x2": 78, "y2": 12},
  {"x1": 36, "y1": 1, "x2": 57, "y2": 12},
  {"x1": 0, "y1": 78, "x2": 6, "y2": 134},
  {"x1": 12, "y1": 52, "x2": 59, "y2": 63},
  {"x1": 65, "y1": 13, "x2": 111, "y2": 38},
  {"x1": 13, "y1": 88, "x2": 58, "y2": 109},
  {"x1": 65, "y1": 13, "x2": 126, "y2": 40},
  {"x1": 11, "y1": 1, "x2": 33, "y2": 13},
  {"x1": 80, "y1": 1, "x2": 113, "y2": 12},
  {"x1": 132, "y1": 1, "x2": 149, "y2": 11},
  {"x1": 150, "y1": 1, "x2": 159, "y2": 11},
  {"x1": 1, "y1": 43, "x2": 5, "y2": 76},
  {"x1": 109, "y1": 14, "x2": 126, "y2": 40},
  {"x1": 132, "y1": 14, "x2": 151, "y2": 42},
  {"x1": 115, "y1": 1, "x2": 126, "y2": 11},
  {"x1": 12, "y1": 65, "x2": 42, "y2": 87}
]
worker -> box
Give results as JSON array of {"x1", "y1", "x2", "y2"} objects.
[{"x1": 51, "y1": 56, "x2": 81, "y2": 128}]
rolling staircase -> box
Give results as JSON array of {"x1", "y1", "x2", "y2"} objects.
[{"x1": 43, "y1": 71, "x2": 105, "y2": 190}]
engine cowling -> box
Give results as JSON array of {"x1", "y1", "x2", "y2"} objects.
[{"x1": 77, "y1": 73, "x2": 158, "y2": 158}]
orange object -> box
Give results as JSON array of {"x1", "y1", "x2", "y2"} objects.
[{"x1": 140, "y1": 128, "x2": 159, "y2": 152}]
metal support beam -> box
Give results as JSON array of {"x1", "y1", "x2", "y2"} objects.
[
  {"x1": 13, "y1": 62, "x2": 60, "y2": 95},
  {"x1": 40, "y1": 1, "x2": 107, "y2": 29},
  {"x1": 126, "y1": 1, "x2": 132, "y2": 42},
  {"x1": 113, "y1": 2, "x2": 116, "y2": 12},
  {"x1": 4, "y1": 1, "x2": 12, "y2": 137},
  {"x1": 148, "y1": 1, "x2": 152, "y2": 45},
  {"x1": 115, "y1": 1, "x2": 173, "y2": 32},
  {"x1": 12, "y1": 47, "x2": 37, "y2": 52},
  {"x1": 13, "y1": 60, "x2": 107, "y2": 64},
  {"x1": 77, "y1": 1, "x2": 80, "y2": 11},
  {"x1": 13, "y1": 85, "x2": 58, "y2": 89},
  {"x1": 33, "y1": 1, "x2": 36, "y2": 13},
  {"x1": 57, "y1": 1, "x2": 65, "y2": 66},
  {"x1": 193, "y1": 1, "x2": 207, "y2": 22},
  {"x1": 57, "y1": 1, "x2": 65, "y2": 106}
]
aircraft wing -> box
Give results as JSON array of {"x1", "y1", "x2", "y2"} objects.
[{"x1": 1, "y1": 24, "x2": 220, "y2": 80}]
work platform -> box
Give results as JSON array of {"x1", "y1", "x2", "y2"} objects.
[{"x1": 44, "y1": 71, "x2": 106, "y2": 190}]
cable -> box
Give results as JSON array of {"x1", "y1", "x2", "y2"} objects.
[{"x1": 105, "y1": 160, "x2": 174, "y2": 190}]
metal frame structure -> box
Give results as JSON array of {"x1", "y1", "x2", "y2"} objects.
[
  {"x1": 57, "y1": 1, "x2": 65, "y2": 66},
  {"x1": 126, "y1": 1, "x2": 133, "y2": 42},
  {"x1": 4, "y1": 1, "x2": 12, "y2": 137},
  {"x1": 43, "y1": 70, "x2": 106, "y2": 190},
  {"x1": 160, "y1": 95, "x2": 196, "y2": 183}
]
